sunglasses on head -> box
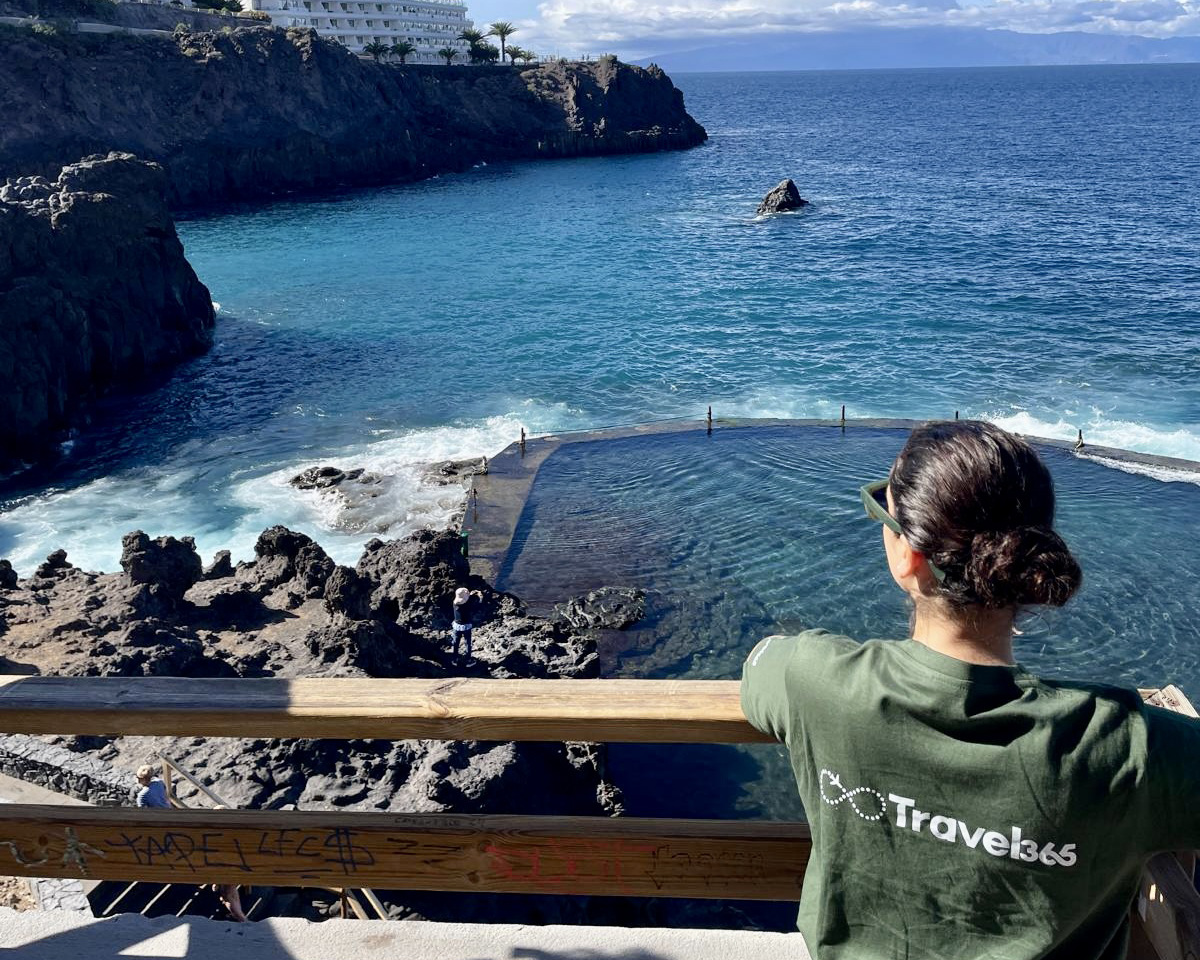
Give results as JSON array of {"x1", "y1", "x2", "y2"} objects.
[{"x1": 859, "y1": 479, "x2": 947, "y2": 582}]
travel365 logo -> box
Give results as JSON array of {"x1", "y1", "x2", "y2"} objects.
[{"x1": 819, "y1": 768, "x2": 1077, "y2": 868}]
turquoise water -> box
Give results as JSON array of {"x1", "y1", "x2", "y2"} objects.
[
  {"x1": 494, "y1": 425, "x2": 1200, "y2": 819},
  {"x1": 1, "y1": 65, "x2": 1198, "y2": 582}
]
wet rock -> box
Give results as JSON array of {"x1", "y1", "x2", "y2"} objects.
[
  {"x1": 289, "y1": 466, "x2": 365, "y2": 490},
  {"x1": 553, "y1": 586, "x2": 646, "y2": 631},
  {"x1": 120, "y1": 531, "x2": 203, "y2": 604},
  {"x1": 420, "y1": 458, "x2": 485, "y2": 487},
  {"x1": 757, "y1": 178, "x2": 809, "y2": 215},
  {"x1": 0, "y1": 560, "x2": 18, "y2": 590}
]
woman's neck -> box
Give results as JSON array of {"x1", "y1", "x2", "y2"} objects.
[{"x1": 911, "y1": 604, "x2": 1016, "y2": 666}]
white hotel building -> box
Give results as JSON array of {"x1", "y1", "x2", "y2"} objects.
[{"x1": 247, "y1": 0, "x2": 474, "y2": 59}]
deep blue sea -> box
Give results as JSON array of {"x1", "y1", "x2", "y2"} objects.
[{"x1": 2, "y1": 64, "x2": 1198, "y2": 588}]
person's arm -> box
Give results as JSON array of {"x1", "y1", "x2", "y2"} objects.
[
  {"x1": 740, "y1": 634, "x2": 800, "y2": 744},
  {"x1": 1143, "y1": 705, "x2": 1200, "y2": 851}
]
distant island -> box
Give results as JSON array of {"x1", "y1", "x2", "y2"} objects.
[{"x1": 636, "y1": 26, "x2": 1200, "y2": 72}]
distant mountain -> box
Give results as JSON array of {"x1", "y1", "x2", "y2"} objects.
[{"x1": 634, "y1": 27, "x2": 1200, "y2": 72}]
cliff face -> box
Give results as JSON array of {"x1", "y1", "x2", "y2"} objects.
[
  {"x1": 0, "y1": 153, "x2": 215, "y2": 468},
  {"x1": 0, "y1": 26, "x2": 708, "y2": 208}
]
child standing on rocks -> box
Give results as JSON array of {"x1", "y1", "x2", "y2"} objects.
[{"x1": 451, "y1": 586, "x2": 483, "y2": 664}]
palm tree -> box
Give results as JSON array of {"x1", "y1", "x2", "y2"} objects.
[
  {"x1": 521, "y1": 49, "x2": 537, "y2": 65},
  {"x1": 487, "y1": 20, "x2": 515, "y2": 63},
  {"x1": 469, "y1": 41, "x2": 499, "y2": 64},
  {"x1": 363, "y1": 40, "x2": 389, "y2": 62},
  {"x1": 457, "y1": 27, "x2": 484, "y2": 46},
  {"x1": 390, "y1": 39, "x2": 416, "y2": 63},
  {"x1": 437, "y1": 46, "x2": 457, "y2": 65},
  {"x1": 505, "y1": 44, "x2": 525, "y2": 65}
]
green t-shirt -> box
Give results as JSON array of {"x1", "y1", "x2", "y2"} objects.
[{"x1": 740, "y1": 630, "x2": 1200, "y2": 960}]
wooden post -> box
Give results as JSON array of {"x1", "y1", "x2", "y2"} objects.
[
  {"x1": 1136, "y1": 687, "x2": 1200, "y2": 959},
  {"x1": 161, "y1": 759, "x2": 175, "y2": 807},
  {"x1": 706, "y1": 405, "x2": 712, "y2": 436},
  {"x1": 840, "y1": 404, "x2": 846, "y2": 431}
]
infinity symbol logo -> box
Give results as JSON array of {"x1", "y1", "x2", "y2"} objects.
[{"x1": 819, "y1": 768, "x2": 888, "y2": 822}]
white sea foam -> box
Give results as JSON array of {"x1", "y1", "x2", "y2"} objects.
[
  {"x1": 983, "y1": 411, "x2": 1200, "y2": 467},
  {"x1": 0, "y1": 404, "x2": 584, "y2": 576},
  {"x1": 1074, "y1": 454, "x2": 1200, "y2": 487}
]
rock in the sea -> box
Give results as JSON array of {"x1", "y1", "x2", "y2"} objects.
[
  {"x1": 757, "y1": 178, "x2": 809, "y2": 215},
  {"x1": 289, "y1": 466, "x2": 365, "y2": 490},
  {"x1": 0, "y1": 153, "x2": 215, "y2": 470},
  {"x1": 553, "y1": 586, "x2": 647, "y2": 631}
]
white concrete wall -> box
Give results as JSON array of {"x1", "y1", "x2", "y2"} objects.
[{"x1": 0, "y1": 908, "x2": 813, "y2": 960}]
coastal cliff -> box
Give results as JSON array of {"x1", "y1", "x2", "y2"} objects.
[
  {"x1": 0, "y1": 25, "x2": 708, "y2": 208},
  {"x1": 0, "y1": 153, "x2": 215, "y2": 469}
]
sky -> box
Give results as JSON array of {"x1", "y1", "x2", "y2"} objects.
[{"x1": 464, "y1": 0, "x2": 1200, "y2": 61}]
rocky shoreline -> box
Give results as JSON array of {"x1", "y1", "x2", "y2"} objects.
[
  {"x1": 0, "y1": 25, "x2": 708, "y2": 209},
  {"x1": 0, "y1": 516, "x2": 659, "y2": 921}
]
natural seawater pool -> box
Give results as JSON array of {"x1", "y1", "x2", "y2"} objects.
[{"x1": 495, "y1": 426, "x2": 1200, "y2": 822}]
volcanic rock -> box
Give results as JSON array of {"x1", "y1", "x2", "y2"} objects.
[
  {"x1": 757, "y1": 178, "x2": 809, "y2": 215},
  {"x1": 0, "y1": 29, "x2": 706, "y2": 210},
  {"x1": 0, "y1": 560, "x2": 16, "y2": 590},
  {"x1": 120, "y1": 531, "x2": 203, "y2": 604},
  {"x1": 203, "y1": 550, "x2": 234, "y2": 580},
  {"x1": 35, "y1": 550, "x2": 73, "y2": 579},
  {"x1": 0, "y1": 153, "x2": 215, "y2": 469},
  {"x1": 553, "y1": 586, "x2": 647, "y2": 631},
  {"x1": 289, "y1": 466, "x2": 365, "y2": 490}
]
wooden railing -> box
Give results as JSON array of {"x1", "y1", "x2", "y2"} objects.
[
  {"x1": 0, "y1": 676, "x2": 803, "y2": 902},
  {"x1": 0, "y1": 673, "x2": 1195, "y2": 956}
]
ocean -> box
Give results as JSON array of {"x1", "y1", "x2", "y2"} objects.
[{"x1": 1, "y1": 64, "x2": 1198, "y2": 578}]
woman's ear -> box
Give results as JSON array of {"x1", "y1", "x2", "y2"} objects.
[{"x1": 886, "y1": 530, "x2": 937, "y2": 594}]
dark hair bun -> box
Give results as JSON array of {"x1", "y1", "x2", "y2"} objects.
[{"x1": 965, "y1": 527, "x2": 1082, "y2": 608}]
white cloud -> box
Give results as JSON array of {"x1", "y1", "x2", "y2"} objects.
[{"x1": 521, "y1": 0, "x2": 1200, "y2": 56}]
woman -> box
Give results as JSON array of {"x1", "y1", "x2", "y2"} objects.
[{"x1": 741, "y1": 420, "x2": 1200, "y2": 960}]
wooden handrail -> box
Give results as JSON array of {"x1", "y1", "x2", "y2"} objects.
[
  {"x1": 0, "y1": 676, "x2": 771, "y2": 743},
  {"x1": 157, "y1": 754, "x2": 236, "y2": 809},
  {"x1": 0, "y1": 805, "x2": 810, "y2": 901}
]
